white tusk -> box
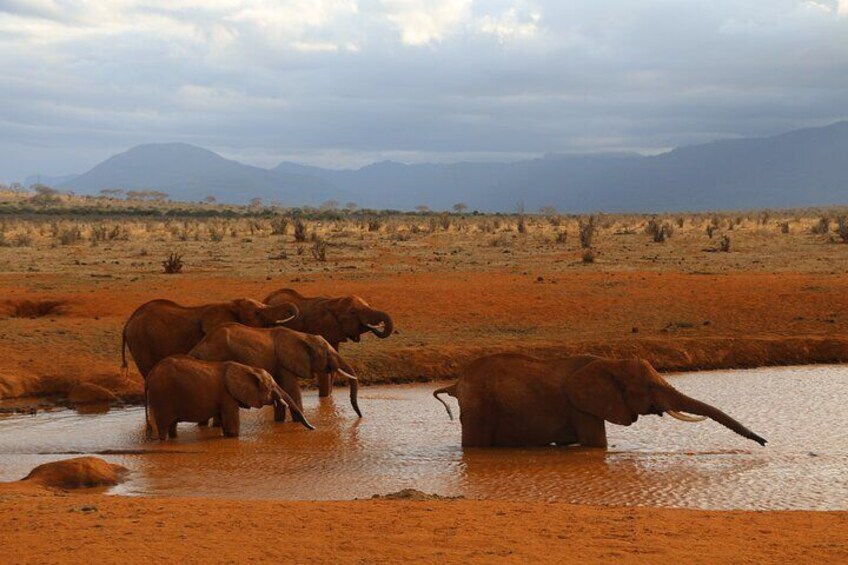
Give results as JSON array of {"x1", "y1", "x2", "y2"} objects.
[
  {"x1": 365, "y1": 323, "x2": 383, "y2": 331},
  {"x1": 667, "y1": 410, "x2": 708, "y2": 422},
  {"x1": 337, "y1": 369, "x2": 358, "y2": 381},
  {"x1": 274, "y1": 314, "x2": 296, "y2": 324}
]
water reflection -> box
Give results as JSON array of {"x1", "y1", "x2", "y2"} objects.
[{"x1": 0, "y1": 365, "x2": 846, "y2": 510}]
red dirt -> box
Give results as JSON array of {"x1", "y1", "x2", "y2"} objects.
[
  {"x1": 0, "y1": 483, "x2": 844, "y2": 564},
  {"x1": 1, "y1": 271, "x2": 846, "y2": 400}
]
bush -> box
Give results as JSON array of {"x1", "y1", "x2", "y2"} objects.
[
  {"x1": 293, "y1": 219, "x2": 307, "y2": 242},
  {"x1": 58, "y1": 226, "x2": 83, "y2": 245},
  {"x1": 779, "y1": 221, "x2": 790, "y2": 234},
  {"x1": 162, "y1": 253, "x2": 184, "y2": 274},
  {"x1": 311, "y1": 239, "x2": 327, "y2": 261},
  {"x1": 838, "y1": 217, "x2": 848, "y2": 243},
  {"x1": 578, "y1": 216, "x2": 595, "y2": 249},
  {"x1": 812, "y1": 217, "x2": 830, "y2": 235},
  {"x1": 271, "y1": 217, "x2": 288, "y2": 236},
  {"x1": 719, "y1": 235, "x2": 731, "y2": 252},
  {"x1": 555, "y1": 230, "x2": 567, "y2": 244},
  {"x1": 517, "y1": 216, "x2": 527, "y2": 234},
  {"x1": 582, "y1": 248, "x2": 596, "y2": 263}
]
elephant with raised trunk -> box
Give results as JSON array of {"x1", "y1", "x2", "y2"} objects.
[
  {"x1": 189, "y1": 324, "x2": 361, "y2": 422},
  {"x1": 146, "y1": 356, "x2": 314, "y2": 440},
  {"x1": 122, "y1": 298, "x2": 298, "y2": 378},
  {"x1": 434, "y1": 354, "x2": 767, "y2": 448},
  {"x1": 263, "y1": 288, "x2": 392, "y2": 396}
]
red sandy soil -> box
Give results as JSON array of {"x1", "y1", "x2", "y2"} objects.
[
  {"x1": 1, "y1": 270, "x2": 847, "y2": 400},
  {"x1": 0, "y1": 482, "x2": 845, "y2": 564}
]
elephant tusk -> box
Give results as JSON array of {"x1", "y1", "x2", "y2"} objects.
[
  {"x1": 337, "y1": 369, "x2": 358, "y2": 381},
  {"x1": 667, "y1": 410, "x2": 708, "y2": 422},
  {"x1": 274, "y1": 314, "x2": 296, "y2": 324},
  {"x1": 365, "y1": 323, "x2": 383, "y2": 331}
]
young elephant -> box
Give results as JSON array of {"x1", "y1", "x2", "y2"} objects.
[
  {"x1": 146, "y1": 356, "x2": 314, "y2": 440},
  {"x1": 434, "y1": 354, "x2": 767, "y2": 448},
  {"x1": 189, "y1": 324, "x2": 361, "y2": 422}
]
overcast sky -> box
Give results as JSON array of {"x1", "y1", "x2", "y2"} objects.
[{"x1": 1, "y1": 0, "x2": 847, "y2": 182}]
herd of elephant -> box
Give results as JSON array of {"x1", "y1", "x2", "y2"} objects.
[{"x1": 124, "y1": 287, "x2": 767, "y2": 448}]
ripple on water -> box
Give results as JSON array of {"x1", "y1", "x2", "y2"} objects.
[{"x1": 0, "y1": 365, "x2": 846, "y2": 510}]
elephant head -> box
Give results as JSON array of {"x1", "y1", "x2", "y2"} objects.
[
  {"x1": 223, "y1": 363, "x2": 314, "y2": 429},
  {"x1": 279, "y1": 334, "x2": 361, "y2": 417},
  {"x1": 324, "y1": 296, "x2": 393, "y2": 344},
  {"x1": 201, "y1": 299, "x2": 298, "y2": 334},
  {"x1": 563, "y1": 359, "x2": 767, "y2": 446}
]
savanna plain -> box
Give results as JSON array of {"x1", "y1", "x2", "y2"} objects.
[{"x1": 1, "y1": 192, "x2": 847, "y2": 563}]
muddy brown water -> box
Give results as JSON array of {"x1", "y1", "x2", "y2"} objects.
[{"x1": 1, "y1": 366, "x2": 846, "y2": 510}]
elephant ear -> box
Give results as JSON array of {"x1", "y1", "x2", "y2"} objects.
[
  {"x1": 563, "y1": 360, "x2": 647, "y2": 426},
  {"x1": 223, "y1": 364, "x2": 268, "y2": 409},
  {"x1": 200, "y1": 304, "x2": 239, "y2": 334},
  {"x1": 275, "y1": 338, "x2": 320, "y2": 380}
]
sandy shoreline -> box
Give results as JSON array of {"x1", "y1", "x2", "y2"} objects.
[{"x1": 1, "y1": 483, "x2": 846, "y2": 564}]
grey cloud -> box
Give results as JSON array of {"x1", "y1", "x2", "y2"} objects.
[{"x1": 1, "y1": 1, "x2": 847, "y2": 181}]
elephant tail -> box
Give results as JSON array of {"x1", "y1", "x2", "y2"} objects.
[
  {"x1": 120, "y1": 324, "x2": 129, "y2": 377},
  {"x1": 433, "y1": 384, "x2": 457, "y2": 421}
]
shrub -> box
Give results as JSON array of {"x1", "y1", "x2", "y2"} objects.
[
  {"x1": 208, "y1": 225, "x2": 225, "y2": 242},
  {"x1": 578, "y1": 216, "x2": 595, "y2": 249},
  {"x1": 706, "y1": 224, "x2": 717, "y2": 239},
  {"x1": 582, "y1": 248, "x2": 596, "y2": 263},
  {"x1": 517, "y1": 216, "x2": 527, "y2": 234},
  {"x1": 779, "y1": 221, "x2": 790, "y2": 234},
  {"x1": 58, "y1": 226, "x2": 83, "y2": 245},
  {"x1": 311, "y1": 239, "x2": 327, "y2": 261},
  {"x1": 162, "y1": 253, "x2": 184, "y2": 274},
  {"x1": 270, "y1": 217, "x2": 289, "y2": 236},
  {"x1": 293, "y1": 219, "x2": 307, "y2": 241},
  {"x1": 838, "y1": 216, "x2": 848, "y2": 243},
  {"x1": 489, "y1": 234, "x2": 511, "y2": 247},
  {"x1": 719, "y1": 235, "x2": 731, "y2": 252},
  {"x1": 367, "y1": 218, "x2": 381, "y2": 232},
  {"x1": 812, "y1": 217, "x2": 830, "y2": 235},
  {"x1": 555, "y1": 230, "x2": 567, "y2": 244}
]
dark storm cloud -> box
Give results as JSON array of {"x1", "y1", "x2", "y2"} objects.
[{"x1": 1, "y1": 0, "x2": 846, "y2": 181}]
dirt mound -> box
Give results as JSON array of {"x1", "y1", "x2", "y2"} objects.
[
  {"x1": 1, "y1": 299, "x2": 66, "y2": 318},
  {"x1": 371, "y1": 489, "x2": 464, "y2": 501},
  {"x1": 22, "y1": 457, "x2": 128, "y2": 489},
  {"x1": 67, "y1": 382, "x2": 119, "y2": 404}
]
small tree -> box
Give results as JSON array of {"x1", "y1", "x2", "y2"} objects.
[
  {"x1": 204, "y1": 195, "x2": 217, "y2": 204},
  {"x1": 415, "y1": 205, "x2": 431, "y2": 213},
  {"x1": 452, "y1": 203, "x2": 468, "y2": 214},
  {"x1": 249, "y1": 197, "x2": 263, "y2": 208},
  {"x1": 100, "y1": 188, "x2": 125, "y2": 199},
  {"x1": 345, "y1": 202, "x2": 358, "y2": 212},
  {"x1": 320, "y1": 200, "x2": 339, "y2": 212},
  {"x1": 579, "y1": 215, "x2": 595, "y2": 248}
]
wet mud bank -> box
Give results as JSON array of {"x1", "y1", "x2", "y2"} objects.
[{"x1": 2, "y1": 335, "x2": 847, "y2": 406}]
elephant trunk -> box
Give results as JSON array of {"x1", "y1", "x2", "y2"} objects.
[
  {"x1": 364, "y1": 309, "x2": 393, "y2": 339},
  {"x1": 336, "y1": 368, "x2": 362, "y2": 418},
  {"x1": 272, "y1": 384, "x2": 315, "y2": 430},
  {"x1": 664, "y1": 389, "x2": 767, "y2": 446}
]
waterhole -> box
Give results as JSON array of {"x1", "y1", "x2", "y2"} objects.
[{"x1": 0, "y1": 365, "x2": 846, "y2": 510}]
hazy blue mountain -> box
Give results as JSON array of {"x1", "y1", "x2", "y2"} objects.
[
  {"x1": 52, "y1": 122, "x2": 848, "y2": 212},
  {"x1": 60, "y1": 143, "x2": 346, "y2": 206},
  {"x1": 276, "y1": 121, "x2": 848, "y2": 212},
  {"x1": 23, "y1": 173, "x2": 78, "y2": 188}
]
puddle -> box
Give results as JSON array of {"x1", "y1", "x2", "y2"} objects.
[{"x1": 0, "y1": 365, "x2": 846, "y2": 510}]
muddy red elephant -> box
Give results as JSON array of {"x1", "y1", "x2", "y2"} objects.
[
  {"x1": 434, "y1": 354, "x2": 767, "y2": 448},
  {"x1": 263, "y1": 288, "x2": 393, "y2": 396},
  {"x1": 122, "y1": 298, "x2": 298, "y2": 378}
]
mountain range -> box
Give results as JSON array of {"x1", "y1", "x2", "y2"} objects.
[{"x1": 36, "y1": 121, "x2": 848, "y2": 212}]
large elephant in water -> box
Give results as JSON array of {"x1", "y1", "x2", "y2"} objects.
[
  {"x1": 122, "y1": 298, "x2": 298, "y2": 378},
  {"x1": 434, "y1": 354, "x2": 767, "y2": 448},
  {"x1": 263, "y1": 288, "x2": 393, "y2": 396},
  {"x1": 189, "y1": 324, "x2": 361, "y2": 422}
]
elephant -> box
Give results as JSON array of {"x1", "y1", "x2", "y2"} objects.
[
  {"x1": 188, "y1": 324, "x2": 361, "y2": 422},
  {"x1": 122, "y1": 298, "x2": 299, "y2": 378},
  {"x1": 145, "y1": 356, "x2": 314, "y2": 440},
  {"x1": 433, "y1": 353, "x2": 767, "y2": 448},
  {"x1": 263, "y1": 288, "x2": 393, "y2": 396}
]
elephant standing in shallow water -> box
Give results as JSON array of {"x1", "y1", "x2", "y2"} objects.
[
  {"x1": 189, "y1": 324, "x2": 361, "y2": 422},
  {"x1": 122, "y1": 298, "x2": 298, "y2": 378},
  {"x1": 434, "y1": 354, "x2": 767, "y2": 448},
  {"x1": 263, "y1": 288, "x2": 393, "y2": 396},
  {"x1": 146, "y1": 356, "x2": 314, "y2": 440}
]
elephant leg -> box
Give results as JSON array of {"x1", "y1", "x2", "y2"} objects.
[
  {"x1": 273, "y1": 402, "x2": 287, "y2": 422},
  {"x1": 211, "y1": 415, "x2": 222, "y2": 428},
  {"x1": 220, "y1": 400, "x2": 240, "y2": 437},
  {"x1": 197, "y1": 419, "x2": 209, "y2": 427},
  {"x1": 572, "y1": 411, "x2": 607, "y2": 448},
  {"x1": 460, "y1": 412, "x2": 495, "y2": 447},
  {"x1": 168, "y1": 421, "x2": 178, "y2": 439},
  {"x1": 317, "y1": 371, "x2": 333, "y2": 397}
]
